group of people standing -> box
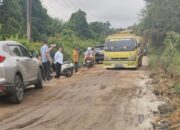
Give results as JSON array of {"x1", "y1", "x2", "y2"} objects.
[{"x1": 40, "y1": 40, "x2": 79, "y2": 81}]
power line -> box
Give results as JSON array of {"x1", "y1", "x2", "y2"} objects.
[
  {"x1": 68, "y1": 0, "x2": 79, "y2": 9},
  {"x1": 73, "y1": 0, "x2": 97, "y2": 21},
  {"x1": 63, "y1": 0, "x2": 76, "y2": 10},
  {"x1": 53, "y1": 0, "x2": 78, "y2": 19},
  {"x1": 44, "y1": 1, "x2": 67, "y2": 19},
  {"x1": 75, "y1": 0, "x2": 88, "y2": 9}
]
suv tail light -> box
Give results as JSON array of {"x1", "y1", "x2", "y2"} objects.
[{"x1": 0, "y1": 55, "x2": 6, "y2": 63}]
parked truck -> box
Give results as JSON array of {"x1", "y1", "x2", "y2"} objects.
[{"x1": 103, "y1": 30, "x2": 144, "y2": 69}]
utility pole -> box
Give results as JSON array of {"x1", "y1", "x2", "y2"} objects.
[{"x1": 27, "y1": 0, "x2": 32, "y2": 42}]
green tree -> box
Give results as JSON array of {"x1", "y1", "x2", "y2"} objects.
[
  {"x1": 68, "y1": 9, "x2": 92, "y2": 39},
  {"x1": 134, "y1": 0, "x2": 180, "y2": 46},
  {"x1": 0, "y1": 0, "x2": 24, "y2": 38},
  {"x1": 89, "y1": 21, "x2": 112, "y2": 42},
  {"x1": 0, "y1": 0, "x2": 63, "y2": 41}
]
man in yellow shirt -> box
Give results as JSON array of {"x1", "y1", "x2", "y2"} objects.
[{"x1": 73, "y1": 47, "x2": 79, "y2": 73}]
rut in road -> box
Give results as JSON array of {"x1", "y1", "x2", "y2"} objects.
[{"x1": 0, "y1": 66, "x2": 156, "y2": 130}]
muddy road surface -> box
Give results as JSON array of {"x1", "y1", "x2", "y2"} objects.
[{"x1": 0, "y1": 59, "x2": 161, "y2": 130}]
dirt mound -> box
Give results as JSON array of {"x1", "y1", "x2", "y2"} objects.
[{"x1": 150, "y1": 70, "x2": 180, "y2": 130}]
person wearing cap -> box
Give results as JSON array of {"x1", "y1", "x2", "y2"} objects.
[{"x1": 73, "y1": 47, "x2": 79, "y2": 73}]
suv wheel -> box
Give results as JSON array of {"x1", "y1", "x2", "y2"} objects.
[
  {"x1": 35, "y1": 68, "x2": 43, "y2": 89},
  {"x1": 9, "y1": 75, "x2": 24, "y2": 104},
  {"x1": 71, "y1": 68, "x2": 74, "y2": 76}
]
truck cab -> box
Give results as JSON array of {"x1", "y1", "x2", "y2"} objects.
[{"x1": 103, "y1": 31, "x2": 144, "y2": 69}]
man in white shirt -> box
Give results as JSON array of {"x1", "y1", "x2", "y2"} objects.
[{"x1": 54, "y1": 47, "x2": 63, "y2": 79}]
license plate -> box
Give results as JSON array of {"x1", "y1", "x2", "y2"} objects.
[{"x1": 115, "y1": 64, "x2": 124, "y2": 67}]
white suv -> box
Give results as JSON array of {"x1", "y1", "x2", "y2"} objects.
[{"x1": 0, "y1": 41, "x2": 43, "y2": 104}]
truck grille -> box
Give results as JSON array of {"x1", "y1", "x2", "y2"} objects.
[{"x1": 110, "y1": 58, "x2": 128, "y2": 61}]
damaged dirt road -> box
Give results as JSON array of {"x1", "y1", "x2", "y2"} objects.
[{"x1": 0, "y1": 58, "x2": 162, "y2": 130}]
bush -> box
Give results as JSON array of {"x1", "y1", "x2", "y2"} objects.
[
  {"x1": 173, "y1": 82, "x2": 180, "y2": 95},
  {"x1": 149, "y1": 32, "x2": 180, "y2": 73},
  {"x1": 149, "y1": 31, "x2": 180, "y2": 95},
  {"x1": 148, "y1": 44, "x2": 164, "y2": 68},
  {"x1": 6, "y1": 36, "x2": 42, "y2": 53},
  {"x1": 48, "y1": 34, "x2": 98, "y2": 65},
  {"x1": 159, "y1": 32, "x2": 180, "y2": 75}
]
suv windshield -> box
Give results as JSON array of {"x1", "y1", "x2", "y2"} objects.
[{"x1": 104, "y1": 39, "x2": 136, "y2": 52}]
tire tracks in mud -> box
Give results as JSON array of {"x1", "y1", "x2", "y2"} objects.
[
  {"x1": 0, "y1": 68, "x2": 104, "y2": 130},
  {"x1": 0, "y1": 66, "x2": 161, "y2": 130}
]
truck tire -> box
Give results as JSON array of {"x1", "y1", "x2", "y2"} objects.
[
  {"x1": 139, "y1": 57, "x2": 143, "y2": 67},
  {"x1": 35, "y1": 68, "x2": 43, "y2": 89},
  {"x1": 9, "y1": 75, "x2": 24, "y2": 104}
]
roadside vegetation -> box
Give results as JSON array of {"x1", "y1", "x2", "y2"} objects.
[
  {"x1": 134, "y1": 0, "x2": 180, "y2": 93},
  {"x1": 133, "y1": 0, "x2": 180, "y2": 129}
]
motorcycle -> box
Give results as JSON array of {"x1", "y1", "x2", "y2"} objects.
[{"x1": 84, "y1": 57, "x2": 94, "y2": 68}]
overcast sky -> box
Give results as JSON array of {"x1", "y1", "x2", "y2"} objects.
[{"x1": 41, "y1": 0, "x2": 145, "y2": 28}]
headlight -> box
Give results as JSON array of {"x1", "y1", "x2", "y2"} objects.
[{"x1": 104, "y1": 55, "x2": 110, "y2": 60}]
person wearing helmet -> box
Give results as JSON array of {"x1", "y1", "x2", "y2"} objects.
[
  {"x1": 84, "y1": 47, "x2": 92, "y2": 60},
  {"x1": 84, "y1": 47, "x2": 95, "y2": 67}
]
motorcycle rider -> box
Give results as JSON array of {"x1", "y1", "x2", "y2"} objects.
[
  {"x1": 84, "y1": 47, "x2": 93, "y2": 61},
  {"x1": 84, "y1": 47, "x2": 94, "y2": 67}
]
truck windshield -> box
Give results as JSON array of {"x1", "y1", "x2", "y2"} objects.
[{"x1": 104, "y1": 39, "x2": 136, "y2": 52}]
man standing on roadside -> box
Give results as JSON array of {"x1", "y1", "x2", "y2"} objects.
[
  {"x1": 40, "y1": 39, "x2": 53, "y2": 81},
  {"x1": 73, "y1": 47, "x2": 79, "y2": 73},
  {"x1": 54, "y1": 47, "x2": 63, "y2": 79}
]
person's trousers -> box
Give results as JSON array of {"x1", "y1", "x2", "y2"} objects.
[
  {"x1": 55, "y1": 62, "x2": 62, "y2": 78},
  {"x1": 74, "y1": 62, "x2": 78, "y2": 73},
  {"x1": 42, "y1": 61, "x2": 51, "y2": 81}
]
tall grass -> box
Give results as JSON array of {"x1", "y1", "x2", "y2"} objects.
[{"x1": 149, "y1": 31, "x2": 180, "y2": 95}]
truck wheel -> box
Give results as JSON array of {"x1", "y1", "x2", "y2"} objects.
[
  {"x1": 35, "y1": 68, "x2": 43, "y2": 89},
  {"x1": 139, "y1": 58, "x2": 143, "y2": 67},
  {"x1": 9, "y1": 75, "x2": 24, "y2": 104}
]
